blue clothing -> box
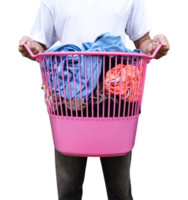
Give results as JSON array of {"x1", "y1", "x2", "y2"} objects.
[{"x1": 41, "y1": 33, "x2": 142, "y2": 99}]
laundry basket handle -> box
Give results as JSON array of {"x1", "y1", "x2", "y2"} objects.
[
  {"x1": 22, "y1": 43, "x2": 163, "y2": 62},
  {"x1": 22, "y1": 43, "x2": 37, "y2": 59},
  {"x1": 149, "y1": 43, "x2": 163, "y2": 59}
]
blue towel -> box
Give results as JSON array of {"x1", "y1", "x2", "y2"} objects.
[{"x1": 41, "y1": 33, "x2": 142, "y2": 100}]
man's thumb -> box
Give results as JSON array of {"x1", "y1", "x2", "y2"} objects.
[{"x1": 19, "y1": 36, "x2": 32, "y2": 47}]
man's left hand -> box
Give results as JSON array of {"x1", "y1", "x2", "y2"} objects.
[{"x1": 148, "y1": 34, "x2": 170, "y2": 59}]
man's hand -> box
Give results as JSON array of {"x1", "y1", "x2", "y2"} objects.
[
  {"x1": 17, "y1": 34, "x2": 46, "y2": 63},
  {"x1": 148, "y1": 34, "x2": 170, "y2": 59}
]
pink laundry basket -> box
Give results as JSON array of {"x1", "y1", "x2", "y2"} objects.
[{"x1": 23, "y1": 44, "x2": 162, "y2": 157}]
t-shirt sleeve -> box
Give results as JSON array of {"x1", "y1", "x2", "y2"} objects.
[
  {"x1": 30, "y1": 0, "x2": 58, "y2": 49},
  {"x1": 125, "y1": 0, "x2": 152, "y2": 42}
]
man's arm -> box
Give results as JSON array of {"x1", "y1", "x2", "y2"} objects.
[
  {"x1": 35, "y1": 41, "x2": 47, "y2": 52},
  {"x1": 134, "y1": 33, "x2": 152, "y2": 54}
]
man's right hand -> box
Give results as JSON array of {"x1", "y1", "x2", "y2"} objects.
[{"x1": 18, "y1": 36, "x2": 47, "y2": 61}]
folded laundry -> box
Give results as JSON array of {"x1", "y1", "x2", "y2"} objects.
[
  {"x1": 41, "y1": 33, "x2": 143, "y2": 100},
  {"x1": 105, "y1": 63, "x2": 143, "y2": 102}
]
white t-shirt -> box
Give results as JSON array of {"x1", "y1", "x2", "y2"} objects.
[{"x1": 30, "y1": 0, "x2": 151, "y2": 49}]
